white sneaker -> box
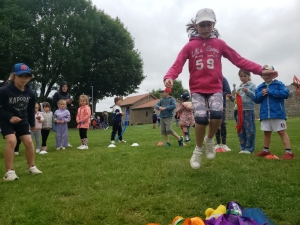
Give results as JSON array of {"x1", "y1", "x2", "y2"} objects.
[
  {"x1": 214, "y1": 144, "x2": 221, "y2": 150},
  {"x1": 56, "y1": 147, "x2": 61, "y2": 150},
  {"x1": 77, "y1": 145, "x2": 84, "y2": 149},
  {"x1": 68, "y1": 143, "x2": 72, "y2": 147},
  {"x1": 190, "y1": 147, "x2": 203, "y2": 169},
  {"x1": 222, "y1": 144, "x2": 231, "y2": 152},
  {"x1": 111, "y1": 141, "x2": 115, "y2": 144},
  {"x1": 78, "y1": 145, "x2": 88, "y2": 150},
  {"x1": 28, "y1": 166, "x2": 42, "y2": 174},
  {"x1": 120, "y1": 140, "x2": 126, "y2": 143},
  {"x1": 36, "y1": 149, "x2": 40, "y2": 153},
  {"x1": 14, "y1": 152, "x2": 19, "y2": 155},
  {"x1": 39, "y1": 151, "x2": 48, "y2": 155},
  {"x1": 205, "y1": 136, "x2": 215, "y2": 160},
  {"x1": 3, "y1": 170, "x2": 19, "y2": 181},
  {"x1": 239, "y1": 150, "x2": 251, "y2": 154},
  {"x1": 62, "y1": 147, "x2": 66, "y2": 150}
]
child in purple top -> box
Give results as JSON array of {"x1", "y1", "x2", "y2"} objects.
[{"x1": 54, "y1": 100, "x2": 71, "y2": 150}]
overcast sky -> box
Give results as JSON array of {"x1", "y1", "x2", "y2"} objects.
[{"x1": 92, "y1": 0, "x2": 300, "y2": 112}]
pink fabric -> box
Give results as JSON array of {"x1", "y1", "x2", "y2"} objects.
[
  {"x1": 34, "y1": 111, "x2": 44, "y2": 130},
  {"x1": 164, "y1": 36, "x2": 263, "y2": 94},
  {"x1": 76, "y1": 105, "x2": 91, "y2": 129},
  {"x1": 177, "y1": 102, "x2": 195, "y2": 127}
]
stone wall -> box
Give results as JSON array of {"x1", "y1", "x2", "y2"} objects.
[{"x1": 225, "y1": 91, "x2": 300, "y2": 120}]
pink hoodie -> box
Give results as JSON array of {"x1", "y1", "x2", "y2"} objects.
[
  {"x1": 164, "y1": 36, "x2": 263, "y2": 94},
  {"x1": 76, "y1": 105, "x2": 91, "y2": 129}
]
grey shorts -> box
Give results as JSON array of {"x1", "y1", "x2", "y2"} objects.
[
  {"x1": 160, "y1": 117, "x2": 174, "y2": 135},
  {"x1": 192, "y1": 92, "x2": 223, "y2": 117}
]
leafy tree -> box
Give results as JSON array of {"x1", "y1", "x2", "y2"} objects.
[
  {"x1": 171, "y1": 80, "x2": 189, "y2": 100},
  {"x1": 73, "y1": 10, "x2": 145, "y2": 111},
  {"x1": 0, "y1": 0, "x2": 36, "y2": 78},
  {"x1": 151, "y1": 80, "x2": 189, "y2": 100},
  {"x1": 0, "y1": 0, "x2": 145, "y2": 111}
]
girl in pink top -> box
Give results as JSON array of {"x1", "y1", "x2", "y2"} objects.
[
  {"x1": 163, "y1": 8, "x2": 278, "y2": 170},
  {"x1": 76, "y1": 95, "x2": 91, "y2": 150},
  {"x1": 31, "y1": 103, "x2": 44, "y2": 154}
]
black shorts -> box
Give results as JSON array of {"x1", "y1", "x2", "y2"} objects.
[{"x1": 0, "y1": 123, "x2": 31, "y2": 138}]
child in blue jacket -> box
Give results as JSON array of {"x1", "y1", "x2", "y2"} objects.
[{"x1": 253, "y1": 65, "x2": 294, "y2": 160}]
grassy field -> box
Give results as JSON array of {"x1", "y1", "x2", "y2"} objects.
[{"x1": 0, "y1": 118, "x2": 299, "y2": 225}]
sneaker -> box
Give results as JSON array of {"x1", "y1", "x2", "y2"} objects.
[
  {"x1": 79, "y1": 145, "x2": 88, "y2": 150},
  {"x1": 204, "y1": 136, "x2": 215, "y2": 159},
  {"x1": 214, "y1": 144, "x2": 221, "y2": 150},
  {"x1": 111, "y1": 141, "x2": 115, "y2": 144},
  {"x1": 239, "y1": 150, "x2": 246, "y2": 154},
  {"x1": 222, "y1": 145, "x2": 231, "y2": 152},
  {"x1": 3, "y1": 170, "x2": 19, "y2": 181},
  {"x1": 36, "y1": 149, "x2": 40, "y2": 153},
  {"x1": 77, "y1": 145, "x2": 84, "y2": 149},
  {"x1": 14, "y1": 152, "x2": 19, "y2": 155},
  {"x1": 185, "y1": 139, "x2": 191, "y2": 143},
  {"x1": 281, "y1": 152, "x2": 295, "y2": 160},
  {"x1": 178, "y1": 136, "x2": 183, "y2": 147},
  {"x1": 120, "y1": 140, "x2": 126, "y2": 143},
  {"x1": 165, "y1": 142, "x2": 171, "y2": 147},
  {"x1": 39, "y1": 151, "x2": 48, "y2": 155},
  {"x1": 243, "y1": 150, "x2": 251, "y2": 154},
  {"x1": 56, "y1": 147, "x2": 61, "y2": 150},
  {"x1": 28, "y1": 166, "x2": 42, "y2": 174},
  {"x1": 255, "y1": 150, "x2": 270, "y2": 157},
  {"x1": 190, "y1": 147, "x2": 203, "y2": 169},
  {"x1": 61, "y1": 147, "x2": 66, "y2": 150},
  {"x1": 68, "y1": 143, "x2": 72, "y2": 147}
]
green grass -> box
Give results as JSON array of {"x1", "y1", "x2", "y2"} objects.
[{"x1": 1, "y1": 118, "x2": 300, "y2": 225}]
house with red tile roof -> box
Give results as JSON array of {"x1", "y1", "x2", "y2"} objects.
[{"x1": 119, "y1": 93, "x2": 180, "y2": 125}]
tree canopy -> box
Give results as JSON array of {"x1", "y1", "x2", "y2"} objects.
[
  {"x1": 0, "y1": 0, "x2": 145, "y2": 108},
  {"x1": 151, "y1": 80, "x2": 189, "y2": 100}
]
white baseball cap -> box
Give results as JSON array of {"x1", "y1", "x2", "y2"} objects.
[
  {"x1": 263, "y1": 64, "x2": 275, "y2": 70},
  {"x1": 195, "y1": 8, "x2": 216, "y2": 24}
]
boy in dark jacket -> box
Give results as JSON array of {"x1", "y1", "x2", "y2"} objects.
[{"x1": 0, "y1": 63, "x2": 42, "y2": 181}]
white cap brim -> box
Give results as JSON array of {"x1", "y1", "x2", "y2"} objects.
[{"x1": 196, "y1": 17, "x2": 216, "y2": 24}]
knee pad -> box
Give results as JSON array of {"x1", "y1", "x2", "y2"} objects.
[
  {"x1": 195, "y1": 116, "x2": 209, "y2": 125},
  {"x1": 210, "y1": 110, "x2": 223, "y2": 120}
]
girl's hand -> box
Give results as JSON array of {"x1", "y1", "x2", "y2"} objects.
[
  {"x1": 164, "y1": 78, "x2": 173, "y2": 88},
  {"x1": 242, "y1": 87, "x2": 248, "y2": 93},
  {"x1": 262, "y1": 88, "x2": 268, "y2": 96},
  {"x1": 10, "y1": 116, "x2": 22, "y2": 124},
  {"x1": 226, "y1": 94, "x2": 232, "y2": 99}
]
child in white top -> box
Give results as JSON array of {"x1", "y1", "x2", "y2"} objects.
[
  {"x1": 40, "y1": 102, "x2": 53, "y2": 154},
  {"x1": 31, "y1": 103, "x2": 44, "y2": 154}
]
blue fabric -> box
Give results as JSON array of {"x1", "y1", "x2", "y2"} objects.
[
  {"x1": 253, "y1": 80, "x2": 289, "y2": 120},
  {"x1": 154, "y1": 97, "x2": 176, "y2": 118},
  {"x1": 237, "y1": 110, "x2": 256, "y2": 152},
  {"x1": 243, "y1": 208, "x2": 275, "y2": 225},
  {"x1": 223, "y1": 77, "x2": 232, "y2": 107},
  {"x1": 236, "y1": 82, "x2": 256, "y2": 110}
]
